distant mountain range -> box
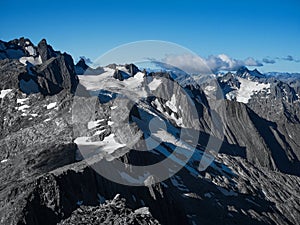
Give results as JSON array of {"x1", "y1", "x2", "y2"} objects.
[
  {"x1": 1, "y1": 38, "x2": 300, "y2": 225},
  {"x1": 265, "y1": 71, "x2": 300, "y2": 80}
]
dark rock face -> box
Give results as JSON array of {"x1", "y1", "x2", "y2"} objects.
[
  {"x1": 111, "y1": 64, "x2": 140, "y2": 81},
  {"x1": 218, "y1": 100, "x2": 300, "y2": 176},
  {"x1": 125, "y1": 63, "x2": 140, "y2": 76},
  {"x1": 0, "y1": 38, "x2": 78, "y2": 96},
  {"x1": 217, "y1": 68, "x2": 300, "y2": 176},
  {"x1": 74, "y1": 58, "x2": 105, "y2": 75},
  {"x1": 34, "y1": 53, "x2": 78, "y2": 95},
  {"x1": 76, "y1": 58, "x2": 89, "y2": 71},
  {"x1": 220, "y1": 101, "x2": 276, "y2": 169},
  {"x1": 113, "y1": 69, "x2": 130, "y2": 81},
  {"x1": 236, "y1": 66, "x2": 264, "y2": 80},
  {"x1": 37, "y1": 39, "x2": 58, "y2": 62},
  {"x1": 0, "y1": 39, "x2": 25, "y2": 59}
]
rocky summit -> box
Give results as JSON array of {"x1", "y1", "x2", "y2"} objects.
[{"x1": 0, "y1": 38, "x2": 300, "y2": 225}]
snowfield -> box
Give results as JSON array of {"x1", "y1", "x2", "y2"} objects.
[
  {"x1": 226, "y1": 77, "x2": 270, "y2": 103},
  {"x1": 74, "y1": 134, "x2": 126, "y2": 155}
]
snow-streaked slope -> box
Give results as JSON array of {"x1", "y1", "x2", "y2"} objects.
[
  {"x1": 226, "y1": 77, "x2": 270, "y2": 103},
  {"x1": 78, "y1": 68, "x2": 148, "y2": 99},
  {"x1": 76, "y1": 66, "x2": 203, "y2": 177}
]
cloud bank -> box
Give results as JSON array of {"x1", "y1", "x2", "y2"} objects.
[
  {"x1": 163, "y1": 54, "x2": 263, "y2": 74},
  {"x1": 281, "y1": 55, "x2": 300, "y2": 63},
  {"x1": 162, "y1": 53, "x2": 300, "y2": 74},
  {"x1": 263, "y1": 58, "x2": 276, "y2": 64}
]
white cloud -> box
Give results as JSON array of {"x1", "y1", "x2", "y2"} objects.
[
  {"x1": 244, "y1": 57, "x2": 263, "y2": 67},
  {"x1": 163, "y1": 54, "x2": 211, "y2": 74},
  {"x1": 162, "y1": 53, "x2": 263, "y2": 74}
]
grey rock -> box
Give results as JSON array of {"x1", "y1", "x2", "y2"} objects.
[
  {"x1": 74, "y1": 58, "x2": 104, "y2": 75},
  {"x1": 33, "y1": 53, "x2": 79, "y2": 95},
  {"x1": 125, "y1": 63, "x2": 140, "y2": 76},
  {"x1": 58, "y1": 195, "x2": 160, "y2": 225},
  {"x1": 0, "y1": 59, "x2": 26, "y2": 89},
  {"x1": 37, "y1": 39, "x2": 58, "y2": 62}
]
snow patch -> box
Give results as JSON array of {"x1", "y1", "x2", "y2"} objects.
[
  {"x1": 46, "y1": 102, "x2": 57, "y2": 109},
  {"x1": 74, "y1": 133, "x2": 125, "y2": 155},
  {"x1": 87, "y1": 120, "x2": 103, "y2": 129},
  {"x1": 19, "y1": 55, "x2": 42, "y2": 66},
  {"x1": 148, "y1": 78, "x2": 162, "y2": 91},
  {"x1": 17, "y1": 98, "x2": 29, "y2": 104},
  {"x1": 25, "y1": 46, "x2": 36, "y2": 56},
  {"x1": 93, "y1": 130, "x2": 105, "y2": 136},
  {"x1": 205, "y1": 85, "x2": 216, "y2": 92},
  {"x1": 1, "y1": 159, "x2": 8, "y2": 163},
  {"x1": 0, "y1": 89, "x2": 12, "y2": 98},
  {"x1": 134, "y1": 207, "x2": 151, "y2": 215},
  {"x1": 108, "y1": 121, "x2": 114, "y2": 126},
  {"x1": 116, "y1": 66, "x2": 128, "y2": 73},
  {"x1": 165, "y1": 94, "x2": 178, "y2": 113},
  {"x1": 77, "y1": 68, "x2": 115, "y2": 91},
  {"x1": 17, "y1": 104, "x2": 30, "y2": 111},
  {"x1": 119, "y1": 172, "x2": 151, "y2": 184},
  {"x1": 152, "y1": 129, "x2": 193, "y2": 153}
]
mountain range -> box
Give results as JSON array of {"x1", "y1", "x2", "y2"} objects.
[{"x1": 1, "y1": 38, "x2": 300, "y2": 225}]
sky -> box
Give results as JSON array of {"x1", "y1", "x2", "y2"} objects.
[{"x1": 1, "y1": 0, "x2": 300, "y2": 72}]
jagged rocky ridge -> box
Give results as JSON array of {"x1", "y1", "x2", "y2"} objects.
[
  {"x1": 58, "y1": 194, "x2": 160, "y2": 225},
  {"x1": 0, "y1": 38, "x2": 78, "y2": 95},
  {"x1": 0, "y1": 38, "x2": 300, "y2": 225}
]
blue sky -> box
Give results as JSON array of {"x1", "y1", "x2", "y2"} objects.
[{"x1": 1, "y1": 0, "x2": 300, "y2": 72}]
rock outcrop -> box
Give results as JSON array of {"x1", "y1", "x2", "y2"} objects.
[{"x1": 0, "y1": 38, "x2": 78, "y2": 96}]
